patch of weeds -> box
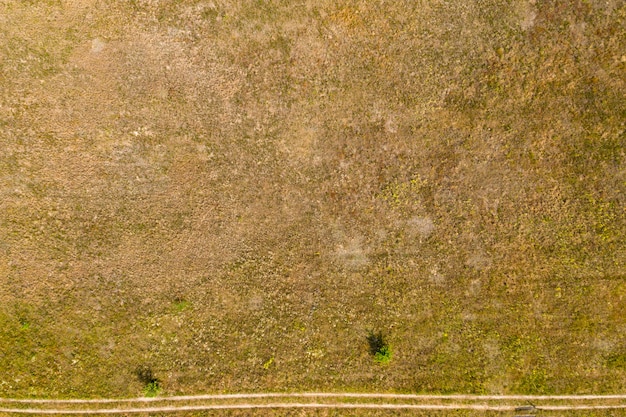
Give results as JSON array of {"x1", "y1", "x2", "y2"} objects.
[
  {"x1": 378, "y1": 176, "x2": 428, "y2": 212},
  {"x1": 269, "y1": 34, "x2": 291, "y2": 59},
  {"x1": 201, "y1": 7, "x2": 219, "y2": 21},
  {"x1": 375, "y1": 345, "x2": 393, "y2": 364},
  {"x1": 135, "y1": 365, "x2": 161, "y2": 397},
  {"x1": 606, "y1": 352, "x2": 626, "y2": 369},
  {"x1": 18, "y1": 318, "x2": 30, "y2": 330},
  {"x1": 14, "y1": 303, "x2": 34, "y2": 332},
  {"x1": 518, "y1": 368, "x2": 550, "y2": 394},
  {"x1": 144, "y1": 380, "x2": 160, "y2": 397},
  {"x1": 367, "y1": 331, "x2": 392, "y2": 364},
  {"x1": 293, "y1": 320, "x2": 306, "y2": 332},
  {"x1": 173, "y1": 297, "x2": 190, "y2": 312},
  {"x1": 262, "y1": 356, "x2": 274, "y2": 369}
]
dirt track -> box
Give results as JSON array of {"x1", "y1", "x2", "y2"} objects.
[
  {"x1": 5, "y1": 392, "x2": 626, "y2": 402},
  {"x1": 2, "y1": 393, "x2": 626, "y2": 414}
]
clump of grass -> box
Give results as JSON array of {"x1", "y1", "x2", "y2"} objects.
[
  {"x1": 262, "y1": 356, "x2": 274, "y2": 370},
  {"x1": 173, "y1": 297, "x2": 190, "y2": 312},
  {"x1": 135, "y1": 365, "x2": 161, "y2": 397},
  {"x1": 367, "y1": 331, "x2": 392, "y2": 364},
  {"x1": 606, "y1": 352, "x2": 626, "y2": 369},
  {"x1": 18, "y1": 318, "x2": 30, "y2": 330}
]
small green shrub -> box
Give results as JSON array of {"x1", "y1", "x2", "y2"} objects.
[
  {"x1": 144, "y1": 381, "x2": 160, "y2": 397},
  {"x1": 374, "y1": 345, "x2": 393, "y2": 364},
  {"x1": 135, "y1": 365, "x2": 161, "y2": 397},
  {"x1": 367, "y1": 331, "x2": 392, "y2": 364}
]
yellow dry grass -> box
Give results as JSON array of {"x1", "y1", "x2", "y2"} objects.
[{"x1": 0, "y1": 0, "x2": 624, "y2": 402}]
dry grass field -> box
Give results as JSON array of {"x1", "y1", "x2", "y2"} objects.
[{"x1": 0, "y1": 0, "x2": 625, "y2": 406}]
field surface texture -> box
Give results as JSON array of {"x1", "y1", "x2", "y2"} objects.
[{"x1": 0, "y1": 0, "x2": 625, "y2": 409}]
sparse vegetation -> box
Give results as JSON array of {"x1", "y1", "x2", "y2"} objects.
[{"x1": 0, "y1": 0, "x2": 624, "y2": 405}]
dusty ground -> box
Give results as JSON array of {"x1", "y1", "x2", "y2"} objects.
[
  {"x1": 3, "y1": 392, "x2": 626, "y2": 416},
  {"x1": 0, "y1": 0, "x2": 625, "y2": 400}
]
